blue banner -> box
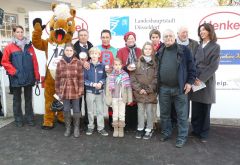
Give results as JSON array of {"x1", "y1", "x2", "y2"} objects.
[{"x1": 220, "y1": 50, "x2": 240, "y2": 65}]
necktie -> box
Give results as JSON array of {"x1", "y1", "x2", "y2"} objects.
[{"x1": 83, "y1": 45, "x2": 87, "y2": 49}]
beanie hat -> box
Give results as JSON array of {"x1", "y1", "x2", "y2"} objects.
[{"x1": 124, "y1": 31, "x2": 136, "y2": 42}]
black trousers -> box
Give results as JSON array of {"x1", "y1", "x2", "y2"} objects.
[
  {"x1": 125, "y1": 104, "x2": 138, "y2": 131},
  {"x1": 12, "y1": 85, "x2": 34, "y2": 123},
  {"x1": 191, "y1": 101, "x2": 211, "y2": 139}
]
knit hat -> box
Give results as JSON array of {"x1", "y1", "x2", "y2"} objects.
[{"x1": 124, "y1": 31, "x2": 136, "y2": 42}]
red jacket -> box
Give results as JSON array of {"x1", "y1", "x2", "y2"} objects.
[
  {"x1": 117, "y1": 46, "x2": 142, "y2": 68},
  {"x1": 2, "y1": 42, "x2": 40, "y2": 87}
]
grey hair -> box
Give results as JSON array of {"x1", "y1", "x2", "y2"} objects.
[{"x1": 163, "y1": 29, "x2": 175, "y2": 38}]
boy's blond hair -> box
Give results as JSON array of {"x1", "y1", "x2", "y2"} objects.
[
  {"x1": 114, "y1": 58, "x2": 122, "y2": 64},
  {"x1": 89, "y1": 46, "x2": 101, "y2": 55}
]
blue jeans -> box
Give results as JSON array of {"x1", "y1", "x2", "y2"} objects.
[{"x1": 159, "y1": 86, "x2": 189, "y2": 142}]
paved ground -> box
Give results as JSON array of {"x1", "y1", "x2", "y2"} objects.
[{"x1": 0, "y1": 115, "x2": 239, "y2": 165}]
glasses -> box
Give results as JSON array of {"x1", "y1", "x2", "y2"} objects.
[{"x1": 164, "y1": 35, "x2": 174, "y2": 38}]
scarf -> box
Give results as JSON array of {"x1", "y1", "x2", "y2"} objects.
[
  {"x1": 109, "y1": 69, "x2": 131, "y2": 91},
  {"x1": 153, "y1": 43, "x2": 160, "y2": 51},
  {"x1": 126, "y1": 45, "x2": 137, "y2": 65},
  {"x1": 143, "y1": 55, "x2": 152, "y2": 63},
  {"x1": 102, "y1": 44, "x2": 111, "y2": 49},
  {"x1": 13, "y1": 37, "x2": 29, "y2": 51},
  {"x1": 63, "y1": 54, "x2": 73, "y2": 63},
  {"x1": 176, "y1": 37, "x2": 189, "y2": 46}
]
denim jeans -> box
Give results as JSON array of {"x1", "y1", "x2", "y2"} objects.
[
  {"x1": 63, "y1": 99, "x2": 80, "y2": 113},
  {"x1": 159, "y1": 86, "x2": 189, "y2": 142}
]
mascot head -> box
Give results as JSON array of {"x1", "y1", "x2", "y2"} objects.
[{"x1": 49, "y1": 3, "x2": 76, "y2": 44}]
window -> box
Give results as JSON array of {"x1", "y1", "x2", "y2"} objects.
[{"x1": 0, "y1": 13, "x2": 18, "y2": 51}]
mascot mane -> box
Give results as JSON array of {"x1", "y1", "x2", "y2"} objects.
[{"x1": 49, "y1": 3, "x2": 76, "y2": 45}]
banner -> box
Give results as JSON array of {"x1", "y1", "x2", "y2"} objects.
[{"x1": 29, "y1": 6, "x2": 240, "y2": 118}]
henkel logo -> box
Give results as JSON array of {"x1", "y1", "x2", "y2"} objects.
[
  {"x1": 73, "y1": 17, "x2": 88, "y2": 40},
  {"x1": 199, "y1": 12, "x2": 240, "y2": 39},
  {"x1": 44, "y1": 16, "x2": 88, "y2": 41}
]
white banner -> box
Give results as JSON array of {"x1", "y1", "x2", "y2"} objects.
[{"x1": 30, "y1": 7, "x2": 240, "y2": 118}]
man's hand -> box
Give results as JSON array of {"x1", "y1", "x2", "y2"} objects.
[
  {"x1": 83, "y1": 61, "x2": 90, "y2": 70},
  {"x1": 184, "y1": 83, "x2": 192, "y2": 94}
]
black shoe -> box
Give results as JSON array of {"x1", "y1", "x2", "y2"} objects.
[
  {"x1": 189, "y1": 131, "x2": 199, "y2": 138},
  {"x1": 41, "y1": 125, "x2": 54, "y2": 130},
  {"x1": 176, "y1": 140, "x2": 186, "y2": 148},
  {"x1": 57, "y1": 120, "x2": 65, "y2": 125},
  {"x1": 0, "y1": 110, "x2": 4, "y2": 116},
  {"x1": 15, "y1": 122, "x2": 24, "y2": 127},
  {"x1": 160, "y1": 134, "x2": 169, "y2": 142},
  {"x1": 200, "y1": 137, "x2": 208, "y2": 143},
  {"x1": 135, "y1": 130, "x2": 144, "y2": 139},
  {"x1": 27, "y1": 121, "x2": 35, "y2": 127}
]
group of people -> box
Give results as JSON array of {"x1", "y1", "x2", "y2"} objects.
[{"x1": 1, "y1": 22, "x2": 220, "y2": 148}]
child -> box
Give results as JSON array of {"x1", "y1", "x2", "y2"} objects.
[
  {"x1": 84, "y1": 47, "x2": 108, "y2": 136},
  {"x1": 131, "y1": 42, "x2": 158, "y2": 140},
  {"x1": 105, "y1": 58, "x2": 133, "y2": 137},
  {"x1": 55, "y1": 43, "x2": 84, "y2": 138}
]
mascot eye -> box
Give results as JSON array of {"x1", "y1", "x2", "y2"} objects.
[
  {"x1": 68, "y1": 21, "x2": 72, "y2": 26},
  {"x1": 54, "y1": 17, "x2": 57, "y2": 22}
]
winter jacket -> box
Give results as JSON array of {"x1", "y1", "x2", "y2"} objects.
[
  {"x1": 189, "y1": 41, "x2": 220, "y2": 104},
  {"x1": 2, "y1": 42, "x2": 40, "y2": 87},
  {"x1": 55, "y1": 57, "x2": 84, "y2": 100},
  {"x1": 157, "y1": 43, "x2": 196, "y2": 94},
  {"x1": 84, "y1": 62, "x2": 107, "y2": 94},
  {"x1": 130, "y1": 57, "x2": 158, "y2": 104}
]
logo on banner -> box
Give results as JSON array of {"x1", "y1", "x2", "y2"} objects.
[
  {"x1": 110, "y1": 16, "x2": 129, "y2": 36},
  {"x1": 199, "y1": 12, "x2": 240, "y2": 39},
  {"x1": 220, "y1": 50, "x2": 240, "y2": 65}
]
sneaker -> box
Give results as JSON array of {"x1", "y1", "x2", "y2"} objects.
[
  {"x1": 176, "y1": 140, "x2": 186, "y2": 148},
  {"x1": 86, "y1": 128, "x2": 94, "y2": 135},
  {"x1": 160, "y1": 134, "x2": 169, "y2": 142},
  {"x1": 143, "y1": 130, "x2": 154, "y2": 140},
  {"x1": 98, "y1": 129, "x2": 108, "y2": 136},
  {"x1": 135, "y1": 130, "x2": 144, "y2": 139}
]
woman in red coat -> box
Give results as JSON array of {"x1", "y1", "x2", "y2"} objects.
[
  {"x1": 117, "y1": 32, "x2": 142, "y2": 72},
  {"x1": 117, "y1": 31, "x2": 142, "y2": 130}
]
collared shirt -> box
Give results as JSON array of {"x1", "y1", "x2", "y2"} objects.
[{"x1": 80, "y1": 43, "x2": 88, "y2": 49}]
